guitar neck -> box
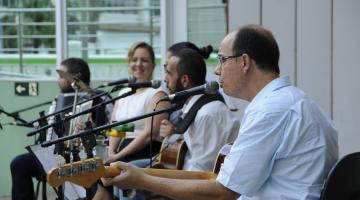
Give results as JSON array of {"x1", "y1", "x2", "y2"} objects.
[
  {"x1": 104, "y1": 166, "x2": 217, "y2": 180},
  {"x1": 47, "y1": 143, "x2": 233, "y2": 189}
]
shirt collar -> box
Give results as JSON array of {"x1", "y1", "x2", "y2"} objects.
[
  {"x1": 181, "y1": 94, "x2": 203, "y2": 116},
  {"x1": 245, "y1": 76, "x2": 291, "y2": 113}
]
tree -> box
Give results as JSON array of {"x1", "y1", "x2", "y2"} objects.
[{"x1": 1, "y1": 0, "x2": 78, "y2": 54}]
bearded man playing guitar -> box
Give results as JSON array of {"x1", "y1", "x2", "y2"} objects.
[{"x1": 157, "y1": 48, "x2": 239, "y2": 172}]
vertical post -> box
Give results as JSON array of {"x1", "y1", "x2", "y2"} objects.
[
  {"x1": 160, "y1": 0, "x2": 171, "y2": 68},
  {"x1": 160, "y1": 0, "x2": 187, "y2": 67},
  {"x1": 18, "y1": 0, "x2": 23, "y2": 73},
  {"x1": 53, "y1": 3, "x2": 67, "y2": 193},
  {"x1": 149, "y1": 8, "x2": 153, "y2": 46},
  {"x1": 80, "y1": 0, "x2": 89, "y2": 60},
  {"x1": 172, "y1": 0, "x2": 188, "y2": 42},
  {"x1": 55, "y1": 0, "x2": 67, "y2": 68}
]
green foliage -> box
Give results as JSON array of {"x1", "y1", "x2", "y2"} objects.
[
  {"x1": 1, "y1": 15, "x2": 17, "y2": 50},
  {"x1": 1, "y1": 0, "x2": 55, "y2": 53},
  {"x1": 1, "y1": 0, "x2": 80, "y2": 54},
  {"x1": 22, "y1": 0, "x2": 55, "y2": 53}
]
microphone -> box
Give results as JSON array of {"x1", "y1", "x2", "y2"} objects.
[
  {"x1": 159, "y1": 81, "x2": 219, "y2": 103},
  {"x1": 98, "y1": 76, "x2": 136, "y2": 88},
  {"x1": 112, "y1": 80, "x2": 162, "y2": 92}
]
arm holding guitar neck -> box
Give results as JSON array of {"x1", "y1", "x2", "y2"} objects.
[
  {"x1": 47, "y1": 157, "x2": 217, "y2": 188},
  {"x1": 47, "y1": 143, "x2": 238, "y2": 200},
  {"x1": 104, "y1": 165, "x2": 216, "y2": 180}
]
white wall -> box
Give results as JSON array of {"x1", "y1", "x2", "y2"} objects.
[
  {"x1": 333, "y1": 0, "x2": 360, "y2": 156},
  {"x1": 228, "y1": 0, "x2": 360, "y2": 156}
]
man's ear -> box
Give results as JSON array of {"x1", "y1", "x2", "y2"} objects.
[
  {"x1": 180, "y1": 74, "x2": 191, "y2": 89},
  {"x1": 241, "y1": 53, "x2": 252, "y2": 74}
]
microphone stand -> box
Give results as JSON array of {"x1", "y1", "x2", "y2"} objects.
[
  {"x1": 41, "y1": 104, "x2": 182, "y2": 148},
  {"x1": 69, "y1": 79, "x2": 95, "y2": 200},
  {"x1": 57, "y1": 79, "x2": 82, "y2": 200},
  {"x1": 27, "y1": 89, "x2": 135, "y2": 137},
  {"x1": 68, "y1": 80, "x2": 81, "y2": 163}
]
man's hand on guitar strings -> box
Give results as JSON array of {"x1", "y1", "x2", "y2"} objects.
[{"x1": 102, "y1": 161, "x2": 143, "y2": 189}]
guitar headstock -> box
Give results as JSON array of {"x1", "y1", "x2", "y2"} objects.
[{"x1": 47, "y1": 157, "x2": 105, "y2": 188}]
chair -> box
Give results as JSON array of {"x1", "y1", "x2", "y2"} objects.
[
  {"x1": 35, "y1": 173, "x2": 47, "y2": 200},
  {"x1": 320, "y1": 152, "x2": 360, "y2": 200}
]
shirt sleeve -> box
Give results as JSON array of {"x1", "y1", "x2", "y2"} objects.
[{"x1": 217, "y1": 110, "x2": 285, "y2": 196}]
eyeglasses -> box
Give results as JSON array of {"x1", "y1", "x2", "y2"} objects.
[{"x1": 217, "y1": 54, "x2": 243, "y2": 69}]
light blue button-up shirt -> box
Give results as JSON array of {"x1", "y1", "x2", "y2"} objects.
[{"x1": 217, "y1": 76, "x2": 338, "y2": 200}]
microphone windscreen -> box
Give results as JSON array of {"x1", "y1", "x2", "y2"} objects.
[{"x1": 205, "y1": 81, "x2": 219, "y2": 94}]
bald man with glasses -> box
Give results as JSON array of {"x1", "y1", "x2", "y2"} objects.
[{"x1": 101, "y1": 24, "x2": 338, "y2": 200}]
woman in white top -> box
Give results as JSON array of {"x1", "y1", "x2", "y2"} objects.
[
  {"x1": 107, "y1": 42, "x2": 169, "y2": 163},
  {"x1": 93, "y1": 42, "x2": 169, "y2": 200}
]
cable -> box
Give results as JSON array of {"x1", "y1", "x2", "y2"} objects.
[{"x1": 149, "y1": 101, "x2": 161, "y2": 167}]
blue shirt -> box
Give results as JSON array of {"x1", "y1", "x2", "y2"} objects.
[{"x1": 217, "y1": 76, "x2": 338, "y2": 200}]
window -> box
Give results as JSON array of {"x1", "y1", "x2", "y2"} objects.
[
  {"x1": 66, "y1": 0, "x2": 161, "y2": 80},
  {"x1": 0, "y1": 0, "x2": 160, "y2": 80},
  {"x1": 187, "y1": 0, "x2": 228, "y2": 71},
  {"x1": 0, "y1": 0, "x2": 56, "y2": 78}
]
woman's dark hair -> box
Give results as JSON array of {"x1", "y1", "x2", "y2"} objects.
[
  {"x1": 128, "y1": 41, "x2": 155, "y2": 65},
  {"x1": 60, "y1": 57, "x2": 91, "y2": 85},
  {"x1": 172, "y1": 48, "x2": 206, "y2": 87},
  {"x1": 168, "y1": 42, "x2": 213, "y2": 59},
  {"x1": 233, "y1": 25, "x2": 280, "y2": 74}
]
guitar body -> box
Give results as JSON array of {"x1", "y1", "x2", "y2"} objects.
[
  {"x1": 213, "y1": 143, "x2": 232, "y2": 174},
  {"x1": 153, "y1": 135, "x2": 188, "y2": 170}
]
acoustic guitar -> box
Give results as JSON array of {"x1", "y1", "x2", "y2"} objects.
[
  {"x1": 47, "y1": 143, "x2": 233, "y2": 188},
  {"x1": 151, "y1": 134, "x2": 188, "y2": 170}
]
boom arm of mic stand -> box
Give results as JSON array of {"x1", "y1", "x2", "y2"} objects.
[
  {"x1": 27, "y1": 90, "x2": 135, "y2": 137},
  {"x1": 9, "y1": 100, "x2": 52, "y2": 116},
  {"x1": 26, "y1": 91, "x2": 108, "y2": 126},
  {"x1": 0, "y1": 108, "x2": 29, "y2": 125},
  {"x1": 41, "y1": 104, "x2": 182, "y2": 147}
]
